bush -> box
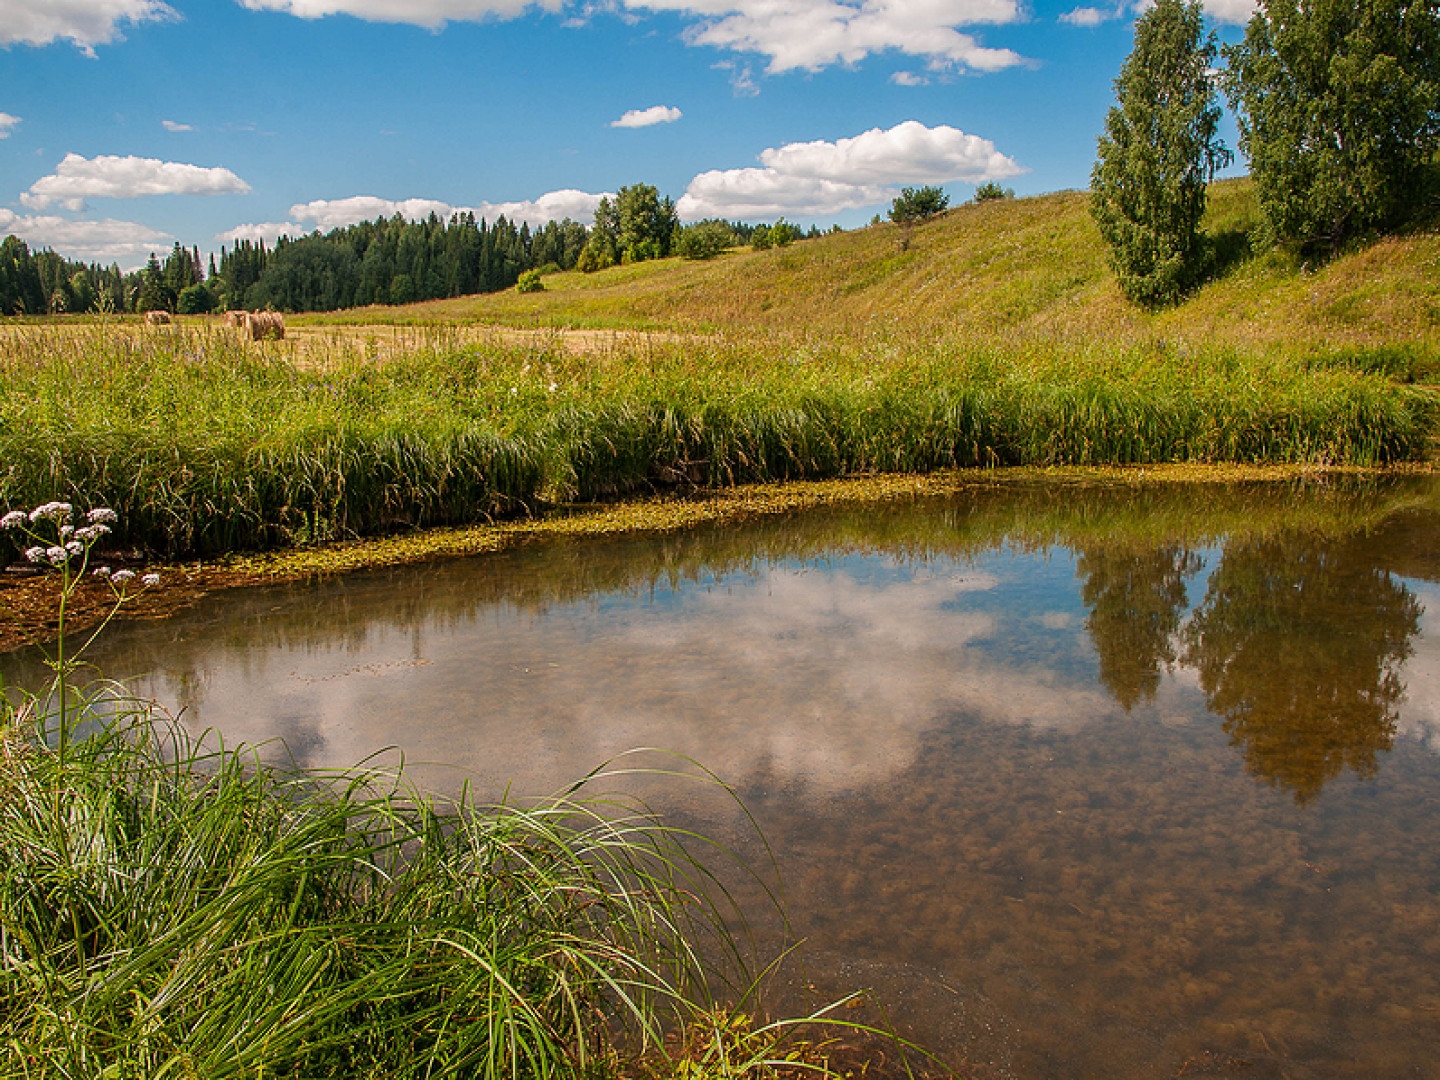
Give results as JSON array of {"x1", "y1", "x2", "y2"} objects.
[
  {"x1": 516, "y1": 269, "x2": 544, "y2": 293},
  {"x1": 972, "y1": 182, "x2": 1014, "y2": 203},
  {"x1": 576, "y1": 246, "x2": 612, "y2": 274},
  {"x1": 676, "y1": 221, "x2": 737, "y2": 260},
  {"x1": 889, "y1": 186, "x2": 950, "y2": 223}
]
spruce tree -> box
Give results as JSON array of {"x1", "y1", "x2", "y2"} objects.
[{"x1": 1090, "y1": 0, "x2": 1229, "y2": 307}]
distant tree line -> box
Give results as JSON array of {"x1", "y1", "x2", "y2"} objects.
[{"x1": 4, "y1": 180, "x2": 843, "y2": 316}]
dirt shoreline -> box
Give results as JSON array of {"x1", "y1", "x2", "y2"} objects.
[{"x1": 1, "y1": 462, "x2": 1429, "y2": 654}]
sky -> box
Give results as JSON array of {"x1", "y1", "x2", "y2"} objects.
[{"x1": 0, "y1": 0, "x2": 1255, "y2": 269}]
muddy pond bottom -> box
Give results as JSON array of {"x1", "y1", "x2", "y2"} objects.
[{"x1": 6, "y1": 477, "x2": 1440, "y2": 1079}]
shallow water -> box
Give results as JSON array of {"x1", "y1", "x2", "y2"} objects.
[{"x1": 6, "y1": 477, "x2": 1440, "y2": 1078}]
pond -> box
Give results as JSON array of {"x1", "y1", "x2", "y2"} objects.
[{"x1": 5, "y1": 476, "x2": 1440, "y2": 1079}]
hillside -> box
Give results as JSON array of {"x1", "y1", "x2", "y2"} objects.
[{"x1": 301, "y1": 179, "x2": 1440, "y2": 360}]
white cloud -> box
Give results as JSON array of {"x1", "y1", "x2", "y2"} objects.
[
  {"x1": 214, "y1": 221, "x2": 306, "y2": 246},
  {"x1": 629, "y1": 0, "x2": 1026, "y2": 75},
  {"x1": 236, "y1": 0, "x2": 561, "y2": 27},
  {"x1": 712, "y1": 59, "x2": 758, "y2": 96},
  {"x1": 161, "y1": 119, "x2": 193, "y2": 132},
  {"x1": 0, "y1": 0, "x2": 177, "y2": 54},
  {"x1": 0, "y1": 207, "x2": 171, "y2": 264},
  {"x1": 678, "y1": 119, "x2": 1025, "y2": 220},
  {"x1": 238, "y1": 0, "x2": 1026, "y2": 75},
  {"x1": 473, "y1": 188, "x2": 607, "y2": 226},
  {"x1": 21, "y1": 153, "x2": 250, "y2": 210},
  {"x1": 1066, "y1": 1, "x2": 1255, "y2": 26},
  {"x1": 223, "y1": 187, "x2": 608, "y2": 243},
  {"x1": 610, "y1": 105, "x2": 682, "y2": 128},
  {"x1": 289, "y1": 195, "x2": 457, "y2": 230},
  {"x1": 0, "y1": 112, "x2": 20, "y2": 138},
  {"x1": 889, "y1": 70, "x2": 925, "y2": 85},
  {"x1": 1059, "y1": 6, "x2": 1109, "y2": 26}
]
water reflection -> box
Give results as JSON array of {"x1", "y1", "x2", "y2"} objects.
[
  {"x1": 4, "y1": 476, "x2": 1440, "y2": 1078},
  {"x1": 1183, "y1": 533, "x2": 1422, "y2": 804},
  {"x1": 1076, "y1": 543, "x2": 1201, "y2": 711}
]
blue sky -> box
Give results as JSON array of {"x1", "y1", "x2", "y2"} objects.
[{"x1": 0, "y1": 0, "x2": 1253, "y2": 268}]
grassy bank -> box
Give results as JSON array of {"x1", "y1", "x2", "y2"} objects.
[{"x1": 1, "y1": 326, "x2": 1432, "y2": 562}]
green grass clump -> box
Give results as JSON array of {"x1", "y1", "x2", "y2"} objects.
[
  {"x1": 0, "y1": 326, "x2": 1432, "y2": 561},
  {"x1": 0, "y1": 695, "x2": 755, "y2": 1079}
]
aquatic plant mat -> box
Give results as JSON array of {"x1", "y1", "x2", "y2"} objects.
[{"x1": 1, "y1": 325, "x2": 1432, "y2": 566}]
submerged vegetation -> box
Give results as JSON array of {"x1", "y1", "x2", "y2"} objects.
[{"x1": 0, "y1": 325, "x2": 1430, "y2": 563}]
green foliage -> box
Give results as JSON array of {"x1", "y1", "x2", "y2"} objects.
[
  {"x1": 1091, "y1": 0, "x2": 1230, "y2": 308},
  {"x1": 676, "y1": 221, "x2": 737, "y2": 260},
  {"x1": 769, "y1": 220, "x2": 800, "y2": 248},
  {"x1": 137, "y1": 253, "x2": 175, "y2": 314},
  {"x1": 750, "y1": 225, "x2": 772, "y2": 252},
  {"x1": 0, "y1": 332, "x2": 1427, "y2": 560},
  {"x1": 888, "y1": 185, "x2": 950, "y2": 223},
  {"x1": 1223, "y1": 0, "x2": 1440, "y2": 253},
  {"x1": 972, "y1": 182, "x2": 1015, "y2": 203},
  {"x1": 176, "y1": 281, "x2": 215, "y2": 315},
  {"x1": 576, "y1": 245, "x2": 612, "y2": 273},
  {"x1": 516, "y1": 268, "x2": 544, "y2": 293}
]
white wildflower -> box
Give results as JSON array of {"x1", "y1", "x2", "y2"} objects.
[
  {"x1": 0, "y1": 511, "x2": 25, "y2": 530},
  {"x1": 29, "y1": 502, "x2": 72, "y2": 524},
  {"x1": 45, "y1": 546, "x2": 69, "y2": 565},
  {"x1": 65, "y1": 541, "x2": 83, "y2": 557},
  {"x1": 110, "y1": 570, "x2": 136, "y2": 584},
  {"x1": 141, "y1": 573, "x2": 160, "y2": 587},
  {"x1": 93, "y1": 566, "x2": 112, "y2": 579},
  {"x1": 87, "y1": 508, "x2": 118, "y2": 524},
  {"x1": 73, "y1": 524, "x2": 109, "y2": 542},
  {"x1": 24, "y1": 546, "x2": 46, "y2": 563},
  {"x1": 59, "y1": 525, "x2": 74, "y2": 540}
]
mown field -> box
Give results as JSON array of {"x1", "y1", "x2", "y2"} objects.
[{"x1": 2, "y1": 178, "x2": 1438, "y2": 564}]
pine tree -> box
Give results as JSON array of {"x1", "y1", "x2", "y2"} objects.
[{"x1": 1090, "y1": 0, "x2": 1230, "y2": 307}]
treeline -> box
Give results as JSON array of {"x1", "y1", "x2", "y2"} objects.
[
  {"x1": 0, "y1": 235, "x2": 137, "y2": 316},
  {"x1": 216, "y1": 213, "x2": 590, "y2": 314}
]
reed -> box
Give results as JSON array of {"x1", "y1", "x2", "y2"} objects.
[{"x1": 0, "y1": 326, "x2": 1431, "y2": 560}]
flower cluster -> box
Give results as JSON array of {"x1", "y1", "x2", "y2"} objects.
[{"x1": 2, "y1": 501, "x2": 158, "y2": 592}]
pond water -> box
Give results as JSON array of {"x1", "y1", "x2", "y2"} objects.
[{"x1": 5, "y1": 477, "x2": 1440, "y2": 1079}]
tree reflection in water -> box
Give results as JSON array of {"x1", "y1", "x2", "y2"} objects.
[
  {"x1": 1077, "y1": 543, "x2": 1202, "y2": 711},
  {"x1": 1181, "y1": 534, "x2": 1422, "y2": 803}
]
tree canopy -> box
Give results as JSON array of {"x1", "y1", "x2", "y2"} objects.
[
  {"x1": 1091, "y1": 0, "x2": 1230, "y2": 307},
  {"x1": 1224, "y1": 0, "x2": 1440, "y2": 253}
]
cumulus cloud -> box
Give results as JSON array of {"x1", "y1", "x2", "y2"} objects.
[
  {"x1": 237, "y1": 0, "x2": 1026, "y2": 75},
  {"x1": 678, "y1": 120, "x2": 1025, "y2": 220},
  {"x1": 161, "y1": 119, "x2": 193, "y2": 132},
  {"x1": 21, "y1": 153, "x2": 250, "y2": 211},
  {"x1": 610, "y1": 105, "x2": 682, "y2": 128},
  {"x1": 214, "y1": 221, "x2": 306, "y2": 246},
  {"x1": 0, "y1": 207, "x2": 171, "y2": 264},
  {"x1": 889, "y1": 70, "x2": 925, "y2": 86},
  {"x1": 1065, "y1": 0, "x2": 1255, "y2": 26},
  {"x1": 220, "y1": 188, "x2": 607, "y2": 245},
  {"x1": 0, "y1": 0, "x2": 177, "y2": 54},
  {"x1": 0, "y1": 112, "x2": 20, "y2": 138},
  {"x1": 1059, "y1": 6, "x2": 1109, "y2": 26},
  {"x1": 631, "y1": 0, "x2": 1026, "y2": 74},
  {"x1": 236, "y1": 0, "x2": 560, "y2": 27}
]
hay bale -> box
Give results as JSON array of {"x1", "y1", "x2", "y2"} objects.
[
  {"x1": 222, "y1": 310, "x2": 249, "y2": 328},
  {"x1": 144, "y1": 310, "x2": 172, "y2": 326},
  {"x1": 247, "y1": 311, "x2": 285, "y2": 341}
]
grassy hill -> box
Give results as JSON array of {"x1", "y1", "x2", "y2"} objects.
[{"x1": 301, "y1": 179, "x2": 1440, "y2": 362}]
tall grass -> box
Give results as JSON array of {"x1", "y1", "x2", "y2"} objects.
[
  {"x1": 0, "y1": 685, "x2": 777, "y2": 1079},
  {"x1": 0, "y1": 326, "x2": 1432, "y2": 560}
]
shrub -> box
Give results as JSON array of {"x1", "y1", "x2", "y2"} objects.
[{"x1": 516, "y1": 268, "x2": 544, "y2": 293}]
